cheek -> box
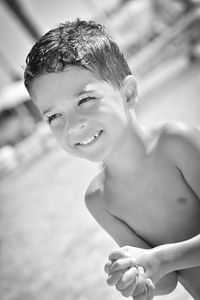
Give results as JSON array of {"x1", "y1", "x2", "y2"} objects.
[
  {"x1": 50, "y1": 118, "x2": 66, "y2": 136},
  {"x1": 100, "y1": 97, "x2": 127, "y2": 119},
  {"x1": 49, "y1": 123, "x2": 69, "y2": 149},
  {"x1": 55, "y1": 135, "x2": 74, "y2": 155},
  {"x1": 98, "y1": 107, "x2": 128, "y2": 126}
]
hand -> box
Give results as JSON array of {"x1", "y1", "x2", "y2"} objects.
[
  {"x1": 133, "y1": 277, "x2": 155, "y2": 300},
  {"x1": 105, "y1": 259, "x2": 155, "y2": 299},
  {"x1": 108, "y1": 246, "x2": 164, "y2": 283}
]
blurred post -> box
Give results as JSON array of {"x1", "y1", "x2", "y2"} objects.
[
  {"x1": 1, "y1": 0, "x2": 41, "y2": 41},
  {"x1": 0, "y1": 48, "x2": 21, "y2": 81}
]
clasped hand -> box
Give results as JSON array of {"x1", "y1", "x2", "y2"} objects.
[{"x1": 104, "y1": 246, "x2": 163, "y2": 299}]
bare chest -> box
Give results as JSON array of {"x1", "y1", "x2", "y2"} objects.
[{"x1": 104, "y1": 164, "x2": 200, "y2": 246}]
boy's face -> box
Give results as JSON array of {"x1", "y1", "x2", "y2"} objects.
[{"x1": 31, "y1": 67, "x2": 131, "y2": 162}]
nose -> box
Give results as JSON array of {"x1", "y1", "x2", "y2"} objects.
[{"x1": 67, "y1": 115, "x2": 88, "y2": 135}]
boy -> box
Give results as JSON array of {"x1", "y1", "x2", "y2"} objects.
[{"x1": 24, "y1": 19, "x2": 200, "y2": 299}]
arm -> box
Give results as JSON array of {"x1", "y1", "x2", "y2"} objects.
[
  {"x1": 85, "y1": 183, "x2": 178, "y2": 295},
  {"x1": 154, "y1": 236, "x2": 200, "y2": 275},
  {"x1": 154, "y1": 123, "x2": 200, "y2": 275},
  {"x1": 103, "y1": 123, "x2": 200, "y2": 295}
]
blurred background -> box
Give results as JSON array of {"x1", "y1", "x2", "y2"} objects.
[{"x1": 0, "y1": 0, "x2": 200, "y2": 299}]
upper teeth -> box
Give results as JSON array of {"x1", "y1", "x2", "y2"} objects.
[{"x1": 78, "y1": 131, "x2": 101, "y2": 145}]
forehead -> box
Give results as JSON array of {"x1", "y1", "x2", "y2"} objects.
[{"x1": 30, "y1": 68, "x2": 104, "y2": 111}]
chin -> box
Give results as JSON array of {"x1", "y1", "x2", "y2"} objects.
[
  {"x1": 80, "y1": 153, "x2": 104, "y2": 163},
  {"x1": 78, "y1": 148, "x2": 110, "y2": 163}
]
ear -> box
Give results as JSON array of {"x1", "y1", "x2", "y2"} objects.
[{"x1": 121, "y1": 75, "x2": 138, "y2": 108}]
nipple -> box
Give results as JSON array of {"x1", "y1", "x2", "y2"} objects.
[{"x1": 177, "y1": 197, "x2": 187, "y2": 205}]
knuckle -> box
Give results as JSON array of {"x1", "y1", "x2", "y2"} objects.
[
  {"x1": 109, "y1": 249, "x2": 117, "y2": 257},
  {"x1": 106, "y1": 277, "x2": 113, "y2": 285},
  {"x1": 114, "y1": 261, "x2": 120, "y2": 268},
  {"x1": 106, "y1": 278, "x2": 111, "y2": 285},
  {"x1": 115, "y1": 284, "x2": 120, "y2": 291},
  {"x1": 105, "y1": 260, "x2": 111, "y2": 266},
  {"x1": 109, "y1": 250, "x2": 115, "y2": 258},
  {"x1": 123, "y1": 246, "x2": 130, "y2": 256},
  {"x1": 123, "y1": 245, "x2": 129, "y2": 251},
  {"x1": 147, "y1": 278, "x2": 155, "y2": 290},
  {"x1": 121, "y1": 289, "x2": 131, "y2": 297},
  {"x1": 117, "y1": 281, "x2": 125, "y2": 290},
  {"x1": 130, "y1": 258, "x2": 137, "y2": 266}
]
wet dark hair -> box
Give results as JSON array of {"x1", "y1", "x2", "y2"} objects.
[{"x1": 24, "y1": 19, "x2": 131, "y2": 91}]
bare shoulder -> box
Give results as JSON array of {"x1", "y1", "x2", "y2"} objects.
[
  {"x1": 158, "y1": 121, "x2": 200, "y2": 157},
  {"x1": 160, "y1": 121, "x2": 199, "y2": 138},
  {"x1": 158, "y1": 121, "x2": 200, "y2": 196}
]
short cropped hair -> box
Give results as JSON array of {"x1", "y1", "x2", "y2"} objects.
[{"x1": 24, "y1": 19, "x2": 131, "y2": 91}]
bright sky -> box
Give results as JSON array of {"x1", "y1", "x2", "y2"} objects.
[{"x1": 0, "y1": 0, "x2": 118, "y2": 90}]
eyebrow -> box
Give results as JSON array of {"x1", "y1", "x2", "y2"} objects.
[
  {"x1": 42, "y1": 107, "x2": 54, "y2": 115},
  {"x1": 76, "y1": 87, "x2": 97, "y2": 96},
  {"x1": 42, "y1": 88, "x2": 98, "y2": 115}
]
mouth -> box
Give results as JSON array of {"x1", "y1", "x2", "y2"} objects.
[{"x1": 75, "y1": 130, "x2": 104, "y2": 147}]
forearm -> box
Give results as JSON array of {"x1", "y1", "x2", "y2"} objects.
[{"x1": 155, "y1": 234, "x2": 200, "y2": 274}]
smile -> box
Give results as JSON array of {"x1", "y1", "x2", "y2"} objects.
[{"x1": 75, "y1": 130, "x2": 103, "y2": 147}]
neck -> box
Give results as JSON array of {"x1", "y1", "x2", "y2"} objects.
[{"x1": 104, "y1": 116, "x2": 149, "y2": 179}]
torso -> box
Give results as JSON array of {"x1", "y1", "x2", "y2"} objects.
[
  {"x1": 103, "y1": 154, "x2": 200, "y2": 246},
  {"x1": 100, "y1": 128, "x2": 200, "y2": 298}
]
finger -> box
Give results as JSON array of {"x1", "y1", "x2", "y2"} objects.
[
  {"x1": 109, "y1": 249, "x2": 126, "y2": 260},
  {"x1": 134, "y1": 279, "x2": 155, "y2": 300},
  {"x1": 138, "y1": 266, "x2": 145, "y2": 274},
  {"x1": 119, "y1": 278, "x2": 138, "y2": 298},
  {"x1": 104, "y1": 260, "x2": 113, "y2": 274},
  {"x1": 134, "y1": 287, "x2": 148, "y2": 300},
  {"x1": 116, "y1": 267, "x2": 138, "y2": 290},
  {"x1": 133, "y1": 273, "x2": 147, "y2": 297},
  {"x1": 110, "y1": 258, "x2": 136, "y2": 273},
  {"x1": 107, "y1": 268, "x2": 128, "y2": 286},
  {"x1": 134, "y1": 278, "x2": 155, "y2": 300},
  {"x1": 145, "y1": 278, "x2": 155, "y2": 300}
]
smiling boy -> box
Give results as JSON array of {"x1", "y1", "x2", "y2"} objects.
[{"x1": 24, "y1": 19, "x2": 200, "y2": 299}]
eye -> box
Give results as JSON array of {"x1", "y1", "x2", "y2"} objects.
[
  {"x1": 78, "y1": 96, "x2": 94, "y2": 106},
  {"x1": 45, "y1": 113, "x2": 62, "y2": 124}
]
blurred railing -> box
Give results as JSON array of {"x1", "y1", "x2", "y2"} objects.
[{"x1": 128, "y1": 6, "x2": 200, "y2": 77}]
